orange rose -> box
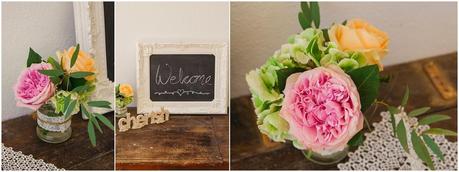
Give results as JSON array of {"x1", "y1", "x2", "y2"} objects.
[
  {"x1": 119, "y1": 84, "x2": 134, "y2": 97},
  {"x1": 57, "y1": 46, "x2": 97, "y2": 81},
  {"x1": 328, "y1": 19, "x2": 389, "y2": 70}
]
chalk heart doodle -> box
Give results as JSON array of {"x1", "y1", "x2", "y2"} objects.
[
  {"x1": 176, "y1": 89, "x2": 185, "y2": 96},
  {"x1": 117, "y1": 107, "x2": 170, "y2": 132}
]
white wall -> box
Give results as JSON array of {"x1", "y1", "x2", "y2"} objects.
[
  {"x1": 115, "y1": 2, "x2": 229, "y2": 106},
  {"x1": 2, "y1": 2, "x2": 76, "y2": 120},
  {"x1": 231, "y1": 2, "x2": 457, "y2": 98}
]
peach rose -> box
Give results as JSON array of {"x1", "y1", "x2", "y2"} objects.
[
  {"x1": 57, "y1": 46, "x2": 97, "y2": 81},
  {"x1": 328, "y1": 19, "x2": 389, "y2": 70},
  {"x1": 119, "y1": 84, "x2": 134, "y2": 97}
]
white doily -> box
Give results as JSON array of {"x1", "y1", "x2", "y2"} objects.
[
  {"x1": 1, "y1": 143, "x2": 63, "y2": 170},
  {"x1": 338, "y1": 109, "x2": 457, "y2": 170}
]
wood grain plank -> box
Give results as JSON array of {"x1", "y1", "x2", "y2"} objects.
[
  {"x1": 115, "y1": 108, "x2": 229, "y2": 170},
  {"x1": 2, "y1": 112, "x2": 115, "y2": 170}
]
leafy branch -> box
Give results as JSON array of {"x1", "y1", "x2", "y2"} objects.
[{"x1": 385, "y1": 87, "x2": 457, "y2": 170}]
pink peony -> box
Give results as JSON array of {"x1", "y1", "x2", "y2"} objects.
[
  {"x1": 280, "y1": 65, "x2": 363, "y2": 154},
  {"x1": 14, "y1": 62, "x2": 55, "y2": 110}
]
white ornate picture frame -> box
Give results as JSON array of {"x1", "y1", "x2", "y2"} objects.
[
  {"x1": 73, "y1": 2, "x2": 114, "y2": 116},
  {"x1": 137, "y1": 43, "x2": 228, "y2": 114}
]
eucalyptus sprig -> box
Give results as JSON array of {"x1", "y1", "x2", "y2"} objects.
[{"x1": 384, "y1": 87, "x2": 457, "y2": 170}]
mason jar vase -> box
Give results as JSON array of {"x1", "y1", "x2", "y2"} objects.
[
  {"x1": 302, "y1": 146, "x2": 349, "y2": 165},
  {"x1": 116, "y1": 106, "x2": 128, "y2": 118},
  {"x1": 36, "y1": 102, "x2": 72, "y2": 144}
]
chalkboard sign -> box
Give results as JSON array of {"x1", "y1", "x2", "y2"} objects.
[
  {"x1": 137, "y1": 43, "x2": 227, "y2": 114},
  {"x1": 149, "y1": 54, "x2": 215, "y2": 101}
]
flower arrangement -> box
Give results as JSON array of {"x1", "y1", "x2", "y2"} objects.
[
  {"x1": 246, "y1": 2, "x2": 455, "y2": 169},
  {"x1": 116, "y1": 83, "x2": 134, "y2": 108},
  {"x1": 14, "y1": 44, "x2": 114, "y2": 146}
]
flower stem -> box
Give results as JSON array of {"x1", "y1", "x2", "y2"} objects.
[
  {"x1": 374, "y1": 100, "x2": 389, "y2": 108},
  {"x1": 364, "y1": 116, "x2": 372, "y2": 132}
]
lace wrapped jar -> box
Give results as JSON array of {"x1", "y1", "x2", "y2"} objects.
[
  {"x1": 303, "y1": 146, "x2": 349, "y2": 165},
  {"x1": 36, "y1": 102, "x2": 72, "y2": 143},
  {"x1": 116, "y1": 106, "x2": 128, "y2": 118}
]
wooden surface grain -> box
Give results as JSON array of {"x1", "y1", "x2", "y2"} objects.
[
  {"x1": 2, "y1": 112, "x2": 115, "y2": 170},
  {"x1": 115, "y1": 108, "x2": 229, "y2": 170},
  {"x1": 230, "y1": 53, "x2": 458, "y2": 170}
]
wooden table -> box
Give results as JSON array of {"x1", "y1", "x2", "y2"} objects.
[
  {"x1": 115, "y1": 108, "x2": 229, "y2": 170},
  {"x1": 2, "y1": 112, "x2": 114, "y2": 170},
  {"x1": 230, "y1": 53, "x2": 457, "y2": 170}
]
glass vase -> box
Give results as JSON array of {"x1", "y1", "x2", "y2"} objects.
[
  {"x1": 36, "y1": 102, "x2": 72, "y2": 144},
  {"x1": 116, "y1": 106, "x2": 128, "y2": 118},
  {"x1": 302, "y1": 146, "x2": 349, "y2": 165}
]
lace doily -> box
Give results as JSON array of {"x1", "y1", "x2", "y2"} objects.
[
  {"x1": 337, "y1": 110, "x2": 457, "y2": 170},
  {"x1": 2, "y1": 143, "x2": 63, "y2": 170}
]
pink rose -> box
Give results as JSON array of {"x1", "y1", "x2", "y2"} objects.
[
  {"x1": 14, "y1": 62, "x2": 55, "y2": 110},
  {"x1": 280, "y1": 65, "x2": 363, "y2": 154}
]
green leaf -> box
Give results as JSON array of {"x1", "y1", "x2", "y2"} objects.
[
  {"x1": 298, "y1": 12, "x2": 310, "y2": 30},
  {"x1": 379, "y1": 74, "x2": 391, "y2": 83},
  {"x1": 418, "y1": 114, "x2": 451, "y2": 125},
  {"x1": 91, "y1": 115, "x2": 103, "y2": 134},
  {"x1": 64, "y1": 100, "x2": 77, "y2": 119},
  {"x1": 347, "y1": 65, "x2": 380, "y2": 112},
  {"x1": 300, "y1": 2, "x2": 310, "y2": 16},
  {"x1": 388, "y1": 106, "x2": 397, "y2": 136},
  {"x1": 347, "y1": 131, "x2": 365, "y2": 147},
  {"x1": 70, "y1": 44, "x2": 80, "y2": 68},
  {"x1": 47, "y1": 57, "x2": 63, "y2": 72},
  {"x1": 87, "y1": 120, "x2": 96, "y2": 147},
  {"x1": 62, "y1": 75, "x2": 71, "y2": 91},
  {"x1": 69, "y1": 77, "x2": 87, "y2": 90},
  {"x1": 401, "y1": 86, "x2": 409, "y2": 107},
  {"x1": 423, "y1": 128, "x2": 457, "y2": 136},
  {"x1": 50, "y1": 76, "x2": 61, "y2": 85},
  {"x1": 408, "y1": 107, "x2": 431, "y2": 117},
  {"x1": 300, "y1": 2, "x2": 311, "y2": 28},
  {"x1": 306, "y1": 36, "x2": 321, "y2": 65},
  {"x1": 63, "y1": 95, "x2": 70, "y2": 112},
  {"x1": 342, "y1": 20, "x2": 347, "y2": 25},
  {"x1": 72, "y1": 85, "x2": 89, "y2": 92},
  {"x1": 82, "y1": 105, "x2": 103, "y2": 134},
  {"x1": 27, "y1": 48, "x2": 42, "y2": 67},
  {"x1": 38, "y1": 69, "x2": 64, "y2": 77},
  {"x1": 411, "y1": 131, "x2": 434, "y2": 170},
  {"x1": 309, "y1": 2, "x2": 320, "y2": 28},
  {"x1": 69, "y1": 71, "x2": 94, "y2": 78},
  {"x1": 95, "y1": 113, "x2": 114, "y2": 131},
  {"x1": 88, "y1": 101, "x2": 112, "y2": 109},
  {"x1": 422, "y1": 134, "x2": 444, "y2": 161},
  {"x1": 396, "y1": 120, "x2": 408, "y2": 152},
  {"x1": 388, "y1": 106, "x2": 400, "y2": 114},
  {"x1": 322, "y1": 28, "x2": 329, "y2": 42},
  {"x1": 276, "y1": 67, "x2": 304, "y2": 92}
]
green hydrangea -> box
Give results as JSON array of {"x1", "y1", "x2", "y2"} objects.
[
  {"x1": 320, "y1": 42, "x2": 368, "y2": 72},
  {"x1": 116, "y1": 96, "x2": 133, "y2": 108},
  {"x1": 49, "y1": 90, "x2": 80, "y2": 115},
  {"x1": 258, "y1": 111, "x2": 290, "y2": 142}
]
